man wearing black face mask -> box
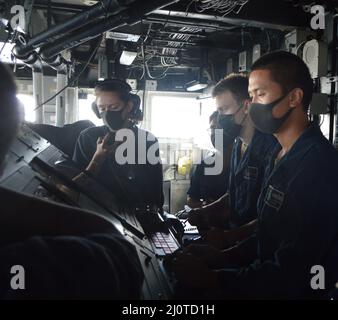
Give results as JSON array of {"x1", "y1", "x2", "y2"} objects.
[
  {"x1": 72, "y1": 80, "x2": 164, "y2": 209},
  {"x1": 173, "y1": 52, "x2": 338, "y2": 299},
  {"x1": 187, "y1": 111, "x2": 232, "y2": 208},
  {"x1": 188, "y1": 74, "x2": 277, "y2": 245}
]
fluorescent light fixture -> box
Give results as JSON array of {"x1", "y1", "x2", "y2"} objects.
[
  {"x1": 119, "y1": 51, "x2": 137, "y2": 66},
  {"x1": 98, "y1": 54, "x2": 108, "y2": 80},
  {"x1": 186, "y1": 80, "x2": 208, "y2": 92},
  {"x1": 106, "y1": 32, "x2": 141, "y2": 43}
]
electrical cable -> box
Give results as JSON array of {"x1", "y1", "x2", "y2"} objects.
[
  {"x1": 265, "y1": 29, "x2": 271, "y2": 53},
  {"x1": 186, "y1": 0, "x2": 250, "y2": 17}
]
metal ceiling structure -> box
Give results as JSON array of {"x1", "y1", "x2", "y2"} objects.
[{"x1": 1, "y1": 0, "x2": 337, "y2": 89}]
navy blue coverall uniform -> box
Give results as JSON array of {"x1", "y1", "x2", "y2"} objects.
[
  {"x1": 228, "y1": 130, "x2": 277, "y2": 228},
  {"x1": 217, "y1": 124, "x2": 338, "y2": 299}
]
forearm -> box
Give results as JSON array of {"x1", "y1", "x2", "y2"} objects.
[
  {"x1": 73, "y1": 153, "x2": 105, "y2": 182},
  {"x1": 189, "y1": 194, "x2": 230, "y2": 228},
  {"x1": 226, "y1": 219, "x2": 258, "y2": 244},
  {"x1": 220, "y1": 238, "x2": 257, "y2": 268},
  {"x1": 86, "y1": 155, "x2": 105, "y2": 175},
  {"x1": 187, "y1": 196, "x2": 203, "y2": 209},
  {"x1": 201, "y1": 193, "x2": 229, "y2": 213}
]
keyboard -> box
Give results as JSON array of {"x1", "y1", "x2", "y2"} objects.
[{"x1": 150, "y1": 232, "x2": 180, "y2": 256}]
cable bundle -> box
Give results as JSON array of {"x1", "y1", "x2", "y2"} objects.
[
  {"x1": 161, "y1": 26, "x2": 203, "y2": 67},
  {"x1": 187, "y1": 0, "x2": 250, "y2": 16}
]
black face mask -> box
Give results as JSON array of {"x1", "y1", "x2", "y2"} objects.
[
  {"x1": 217, "y1": 107, "x2": 245, "y2": 147},
  {"x1": 249, "y1": 93, "x2": 294, "y2": 134},
  {"x1": 101, "y1": 110, "x2": 125, "y2": 132}
]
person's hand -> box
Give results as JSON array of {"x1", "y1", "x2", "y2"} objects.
[
  {"x1": 85, "y1": 133, "x2": 120, "y2": 176},
  {"x1": 182, "y1": 244, "x2": 226, "y2": 269},
  {"x1": 207, "y1": 207, "x2": 231, "y2": 229},
  {"x1": 93, "y1": 133, "x2": 117, "y2": 161},
  {"x1": 203, "y1": 229, "x2": 236, "y2": 250},
  {"x1": 188, "y1": 208, "x2": 209, "y2": 229},
  {"x1": 188, "y1": 207, "x2": 229, "y2": 231},
  {"x1": 173, "y1": 252, "x2": 218, "y2": 289}
]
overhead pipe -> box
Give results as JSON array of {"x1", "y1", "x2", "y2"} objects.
[
  {"x1": 42, "y1": 29, "x2": 198, "y2": 60},
  {"x1": 13, "y1": 0, "x2": 136, "y2": 60},
  {"x1": 40, "y1": 13, "x2": 129, "y2": 60},
  {"x1": 39, "y1": 0, "x2": 181, "y2": 60},
  {"x1": 43, "y1": 55, "x2": 69, "y2": 73},
  {"x1": 34, "y1": 1, "x2": 85, "y2": 14},
  {"x1": 11, "y1": 29, "x2": 69, "y2": 72}
]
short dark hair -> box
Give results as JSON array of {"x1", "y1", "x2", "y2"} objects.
[
  {"x1": 212, "y1": 73, "x2": 250, "y2": 104},
  {"x1": 0, "y1": 63, "x2": 19, "y2": 159},
  {"x1": 95, "y1": 79, "x2": 143, "y2": 123},
  {"x1": 94, "y1": 79, "x2": 132, "y2": 103},
  {"x1": 250, "y1": 51, "x2": 314, "y2": 111}
]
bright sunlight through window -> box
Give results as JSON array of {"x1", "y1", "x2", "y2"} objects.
[
  {"x1": 150, "y1": 94, "x2": 216, "y2": 149},
  {"x1": 17, "y1": 94, "x2": 35, "y2": 123},
  {"x1": 78, "y1": 94, "x2": 103, "y2": 126}
]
